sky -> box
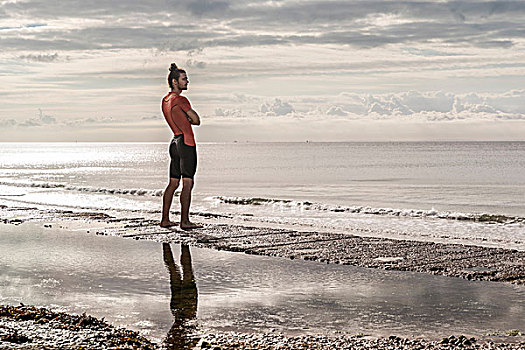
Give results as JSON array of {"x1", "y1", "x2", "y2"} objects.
[{"x1": 0, "y1": 0, "x2": 524, "y2": 142}]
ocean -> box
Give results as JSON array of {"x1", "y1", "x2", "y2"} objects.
[{"x1": 0, "y1": 142, "x2": 524, "y2": 250}]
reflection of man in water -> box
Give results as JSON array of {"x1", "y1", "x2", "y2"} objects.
[{"x1": 162, "y1": 243, "x2": 198, "y2": 349}]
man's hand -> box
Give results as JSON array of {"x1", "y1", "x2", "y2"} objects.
[{"x1": 185, "y1": 109, "x2": 201, "y2": 125}]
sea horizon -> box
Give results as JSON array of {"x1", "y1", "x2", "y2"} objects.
[{"x1": 2, "y1": 140, "x2": 525, "y2": 143}]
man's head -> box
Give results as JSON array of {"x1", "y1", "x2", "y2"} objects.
[{"x1": 168, "y1": 63, "x2": 188, "y2": 91}]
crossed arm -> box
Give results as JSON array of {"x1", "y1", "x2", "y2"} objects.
[
  {"x1": 167, "y1": 106, "x2": 201, "y2": 135},
  {"x1": 185, "y1": 108, "x2": 201, "y2": 126}
]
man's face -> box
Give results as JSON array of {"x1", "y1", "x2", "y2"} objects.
[{"x1": 177, "y1": 73, "x2": 189, "y2": 90}]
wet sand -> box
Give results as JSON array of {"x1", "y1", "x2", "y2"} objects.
[{"x1": 191, "y1": 224, "x2": 524, "y2": 285}]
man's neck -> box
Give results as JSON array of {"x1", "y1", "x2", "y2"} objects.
[{"x1": 171, "y1": 88, "x2": 182, "y2": 95}]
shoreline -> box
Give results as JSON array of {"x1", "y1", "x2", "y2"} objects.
[{"x1": 1, "y1": 205, "x2": 524, "y2": 285}]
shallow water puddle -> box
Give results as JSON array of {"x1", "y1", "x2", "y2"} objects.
[{"x1": 0, "y1": 223, "x2": 523, "y2": 345}]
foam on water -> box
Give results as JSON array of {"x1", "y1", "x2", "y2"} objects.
[
  {"x1": 212, "y1": 196, "x2": 525, "y2": 225},
  {"x1": 201, "y1": 196, "x2": 525, "y2": 250},
  {"x1": 0, "y1": 180, "x2": 164, "y2": 197}
]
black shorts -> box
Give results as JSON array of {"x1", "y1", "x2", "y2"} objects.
[{"x1": 169, "y1": 135, "x2": 197, "y2": 179}]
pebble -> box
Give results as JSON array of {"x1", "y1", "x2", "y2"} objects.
[
  {"x1": 3, "y1": 306, "x2": 523, "y2": 349},
  {"x1": 199, "y1": 332, "x2": 525, "y2": 350}
]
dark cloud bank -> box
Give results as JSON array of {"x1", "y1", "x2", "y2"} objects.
[{"x1": 1, "y1": 1, "x2": 524, "y2": 51}]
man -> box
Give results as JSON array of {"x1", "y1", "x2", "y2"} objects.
[{"x1": 160, "y1": 63, "x2": 202, "y2": 229}]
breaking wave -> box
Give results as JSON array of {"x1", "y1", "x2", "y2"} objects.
[
  {"x1": 0, "y1": 181, "x2": 163, "y2": 197},
  {"x1": 213, "y1": 196, "x2": 525, "y2": 225}
]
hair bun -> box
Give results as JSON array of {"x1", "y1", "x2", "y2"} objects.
[{"x1": 169, "y1": 63, "x2": 178, "y2": 72}]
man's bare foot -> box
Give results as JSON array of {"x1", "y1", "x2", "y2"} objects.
[
  {"x1": 160, "y1": 220, "x2": 178, "y2": 228},
  {"x1": 180, "y1": 221, "x2": 203, "y2": 230}
]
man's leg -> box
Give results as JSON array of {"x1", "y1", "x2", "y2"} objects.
[
  {"x1": 180, "y1": 178, "x2": 201, "y2": 229},
  {"x1": 180, "y1": 178, "x2": 193, "y2": 227},
  {"x1": 161, "y1": 177, "x2": 180, "y2": 227}
]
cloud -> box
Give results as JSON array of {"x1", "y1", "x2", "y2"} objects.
[
  {"x1": 328, "y1": 91, "x2": 525, "y2": 121},
  {"x1": 186, "y1": 0, "x2": 231, "y2": 16},
  {"x1": 0, "y1": 119, "x2": 17, "y2": 128},
  {"x1": 37, "y1": 110, "x2": 55, "y2": 124},
  {"x1": 253, "y1": 90, "x2": 525, "y2": 122},
  {"x1": 185, "y1": 90, "x2": 525, "y2": 122},
  {"x1": 366, "y1": 94, "x2": 414, "y2": 116},
  {"x1": 1, "y1": 1, "x2": 524, "y2": 142},
  {"x1": 19, "y1": 53, "x2": 59, "y2": 62},
  {"x1": 63, "y1": 116, "x2": 115, "y2": 126},
  {"x1": 141, "y1": 115, "x2": 162, "y2": 120},
  {"x1": 185, "y1": 59, "x2": 207, "y2": 69},
  {"x1": 260, "y1": 98, "x2": 294, "y2": 116},
  {"x1": 0, "y1": 109, "x2": 56, "y2": 129},
  {"x1": 18, "y1": 119, "x2": 41, "y2": 127},
  {"x1": 326, "y1": 106, "x2": 348, "y2": 116},
  {"x1": 403, "y1": 48, "x2": 466, "y2": 57},
  {"x1": 0, "y1": 23, "x2": 47, "y2": 31},
  {"x1": 214, "y1": 107, "x2": 243, "y2": 117},
  {"x1": 40, "y1": 115, "x2": 56, "y2": 123},
  {"x1": 485, "y1": 90, "x2": 525, "y2": 113},
  {"x1": 1, "y1": 1, "x2": 524, "y2": 52}
]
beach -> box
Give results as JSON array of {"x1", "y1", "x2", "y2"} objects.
[
  {"x1": 3, "y1": 0, "x2": 525, "y2": 345},
  {"x1": 1, "y1": 206, "x2": 524, "y2": 349},
  {"x1": 1, "y1": 142, "x2": 524, "y2": 349}
]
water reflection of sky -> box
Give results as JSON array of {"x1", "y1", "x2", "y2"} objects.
[{"x1": 1, "y1": 223, "x2": 524, "y2": 346}]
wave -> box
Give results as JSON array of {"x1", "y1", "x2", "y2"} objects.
[
  {"x1": 0, "y1": 181, "x2": 163, "y2": 197},
  {"x1": 213, "y1": 196, "x2": 525, "y2": 225}
]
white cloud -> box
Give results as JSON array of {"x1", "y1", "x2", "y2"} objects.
[
  {"x1": 208, "y1": 90, "x2": 525, "y2": 123},
  {"x1": 38, "y1": 109, "x2": 56, "y2": 124},
  {"x1": 394, "y1": 91, "x2": 453, "y2": 113},
  {"x1": 326, "y1": 106, "x2": 348, "y2": 116},
  {"x1": 366, "y1": 95, "x2": 414, "y2": 116},
  {"x1": 260, "y1": 98, "x2": 294, "y2": 116},
  {"x1": 214, "y1": 107, "x2": 243, "y2": 117},
  {"x1": 485, "y1": 90, "x2": 525, "y2": 113},
  {"x1": 323, "y1": 91, "x2": 525, "y2": 121}
]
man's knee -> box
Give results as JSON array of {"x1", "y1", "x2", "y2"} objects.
[
  {"x1": 182, "y1": 177, "x2": 194, "y2": 190},
  {"x1": 167, "y1": 178, "x2": 180, "y2": 190}
]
